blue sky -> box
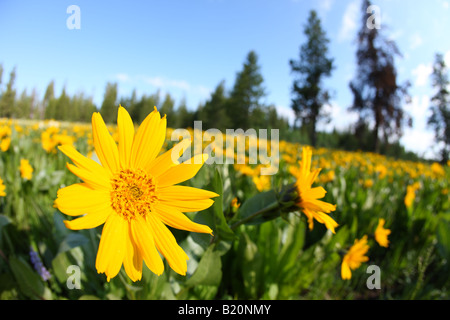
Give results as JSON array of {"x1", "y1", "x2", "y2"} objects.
[{"x1": 1, "y1": 0, "x2": 450, "y2": 159}]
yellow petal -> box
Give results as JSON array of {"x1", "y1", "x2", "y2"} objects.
[
  {"x1": 92, "y1": 112, "x2": 120, "y2": 174},
  {"x1": 95, "y1": 214, "x2": 127, "y2": 281},
  {"x1": 130, "y1": 215, "x2": 164, "y2": 275},
  {"x1": 341, "y1": 261, "x2": 352, "y2": 280},
  {"x1": 146, "y1": 214, "x2": 188, "y2": 276},
  {"x1": 158, "y1": 185, "x2": 219, "y2": 201},
  {"x1": 63, "y1": 205, "x2": 112, "y2": 230},
  {"x1": 130, "y1": 107, "x2": 166, "y2": 169},
  {"x1": 159, "y1": 198, "x2": 215, "y2": 213},
  {"x1": 58, "y1": 145, "x2": 111, "y2": 178},
  {"x1": 312, "y1": 211, "x2": 339, "y2": 234},
  {"x1": 123, "y1": 223, "x2": 143, "y2": 282},
  {"x1": 117, "y1": 106, "x2": 135, "y2": 169},
  {"x1": 156, "y1": 154, "x2": 209, "y2": 188},
  {"x1": 66, "y1": 163, "x2": 111, "y2": 190},
  {"x1": 55, "y1": 183, "x2": 111, "y2": 216},
  {"x1": 146, "y1": 139, "x2": 191, "y2": 176},
  {"x1": 154, "y1": 203, "x2": 213, "y2": 234},
  {"x1": 307, "y1": 186, "x2": 327, "y2": 200}
]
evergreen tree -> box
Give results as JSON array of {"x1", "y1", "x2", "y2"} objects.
[
  {"x1": 136, "y1": 91, "x2": 160, "y2": 124},
  {"x1": 42, "y1": 81, "x2": 55, "y2": 119},
  {"x1": 119, "y1": 89, "x2": 138, "y2": 121},
  {"x1": 15, "y1": 89, "x2": 32, "y2": 119},
  {"x1": 349, "y1": 0, "x2": 411, "y2": 153},
  {"x1": 160, "y1": 93, "x2": 176, "y2": 127},
  {"x1": 0, "y1": 67, "x2": 17, "y2": 118},
  {"x1": 289, "y1": 10, "x2": 334, "y2": 147},
  {"x1": 428, "y1": 53, "x2": 450, "y2": 163},
  {"x1": 54, "y1": 88, "x2": 70, "y2": 120},
  {"x1": 227, "y1": 51, "x2": 266, "y2": 130},
  {"x1": 201, "y1": 80, "x2": 230, "y2": 131},
  {"x1": 173, "y1": 97, "x2": 195, "y2": 129},
  {"x1": 100, "y1": 82, "x2": 118, "y2": 123}
]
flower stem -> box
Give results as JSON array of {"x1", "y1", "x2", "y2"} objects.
[{"x1": 230, "y1": 201, "x2": 280, "y2": 231}]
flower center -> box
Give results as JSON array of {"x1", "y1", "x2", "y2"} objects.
[{"x1": 110, "y1": 168, "x2": 158, "y2": 221}]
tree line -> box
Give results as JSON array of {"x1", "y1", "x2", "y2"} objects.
[{"x1": 0, "y1": 0, "x2": 448, "y2": 162}]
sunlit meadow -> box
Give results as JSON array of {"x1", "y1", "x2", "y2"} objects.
[{"x1": 0, "y1": 114, "x2": 448, "y2": 300}]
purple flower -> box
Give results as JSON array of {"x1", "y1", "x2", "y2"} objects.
[{"x1": 29, "y1": 247, "x2": 51, "y2": 281}]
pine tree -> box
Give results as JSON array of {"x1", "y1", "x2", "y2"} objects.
[
  {"x1": 428, "y1": 53, "x2": 450, "y2": 163},
  {"x1": 0, "y1": 67, "x2": 17, "y2": 118},
  {"x1": 136, "y1": 91, "x2": 160, "y2": 124},
  {"x1": 160, "y1": 93, "x2": 176, "y2": 127},
  {"x1": 100, "y1": 82, "x2": 118, "y2": 123},
  {"x1": 349, "y1": 0, "x2": 411, "y2": 153},
  {"x1": 289, "y1": 10, "x2": 334, "y2": 147},
  {"x1": 54, "y1": 88, "x2": 70, "y2": 120},
  {"x1": 227, "y1": 51, "x2": 266, "y2": 130},
  {"x1": 42, "y1": 81, "x2": 55, "y2": 119},
  {"x1": 201, "y1": 80, "x2": 230, "y2": 131}
]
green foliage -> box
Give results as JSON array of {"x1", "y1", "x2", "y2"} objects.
[
  {"x1": 348, "y1": 0, "x2": 411, "y2": 153},
  {"x1": 427, "y1": 53, "x2": 450, "y2": 163},
  {"x1": 100, "y1": 82, "x2": 118, "y2": 123},
  {"x1": 290, "y1": 10, "x2": 334, "y2": 147}
]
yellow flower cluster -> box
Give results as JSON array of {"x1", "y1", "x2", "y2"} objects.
[
  {"x1": 41, "y1": 126, "x2": 75, "y2": 153},
  {"x1": 404, "y1": 182, "x2": 421, "y2": 208},
  {"x1": 0, "y1": 125, "x2": 11, "y2": 152}
]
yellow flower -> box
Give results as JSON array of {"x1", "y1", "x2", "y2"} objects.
[
  {"x1": 1, "y1": 137, "x2": 11, "y2": 152},
  {"x1": 252, "y1": 175, "x2": 271, "y2": 192},
  {"x1": 431, "y1": 162, "x2": 445, "y2": 176},
  {"x1": 0, "y1": 178, "x2": 6, "y2": 197},
  {"x1": 231, "y1": 197, "x2": 240, "y2": 209},
  {"x1": 374, "y1": 218, "x2": 391, "y2": 248},
  {"x1": 404, "y1": 183, "x2": 420, "y2": 208},
  {"x1": 20, "y1": 159, "x2": 33, "y2": 180},
  {"x1": 375, "y1": 164, "x2": 387, "y2": 179},
  {"x1": 41, "y1": 130, "x2": 57, "y2": 153},
  {"x1": 293, "y1": 147, "x2": 338, "y2": 233},
  {"x1": 341, "y1": 235, "x2": 370, "y2": 280},
  {"x1": 54, "y1": 106, "x2": 218, "y2": 282},
  {"x1": 363, "y1": 179, "x2": 374, "y2": 188}
]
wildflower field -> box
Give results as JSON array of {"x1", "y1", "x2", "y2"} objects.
[{"x1": 0, "y1": 109, "x2": 449, "y2": 300}]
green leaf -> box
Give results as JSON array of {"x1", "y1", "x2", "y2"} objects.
[
  {"x1": 78, "y1": 295, "x2": 101, "y2": 300},
  {"x1": 437, "y1": 219, "x2": 450, "y2": 259},
  {"x1": 0, "y1": 214, "x2": 11, "y2": 248},
  {"x1": 185, "y1": 245, "x2": 222, "y2": 287},
  {"x1": 9, "y1": 256, "x2": 46, "y2": 300},
  {"x1": 58, "y1": 233, "x2": 89, "y2": 255},
  {"x1": 237, "y1": 189, "x2": 280, "y2": 226},
  {"x1": 192, "y1": 169, "x2": 234, "y2": 247}
]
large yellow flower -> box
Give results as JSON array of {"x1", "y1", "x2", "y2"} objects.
[
  {"x1": 341, "y1": 235, "x2": 370, "y2": 280},
  {"x1": 54, "y1": 106, "x2": 218, "y2": 282},
  {"x1": 294, "y1": 147, "x2": 338, "y2": 233}
]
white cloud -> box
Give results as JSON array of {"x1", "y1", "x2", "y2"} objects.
[
  {"x1": 411, "y1": 63, "x2": 432, "y2": 87},
  {"x1": 115, "y1": 73, "x2": 130, "y2": 82},
  {"x1": 401, "y1": 94, "x2": 436, "y2": 158},
  {"x1": 401, "y1": 127, "x2": 435, "y2": 159},
  {"x1": 112, "y1": 73, "x2": 212, "y2": 107},
  {"x1": 445, "y1": 50, "x2": 450, "y2": 66},
  {"x1": 275, "y1": 105, "x2": 296, "y2": 124},
  {"x1": 320, "y1": 100, "x2": 359, "y2": 132},
  {"x1": 406, "y1": 94, "x2": 430, "y2": 126},
  {"x1": 142, "y1": 76, "x2": 191, "y2": 91},
  {"x1": 338, "y1": 0, "x2": 359, "y2": 43}
]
